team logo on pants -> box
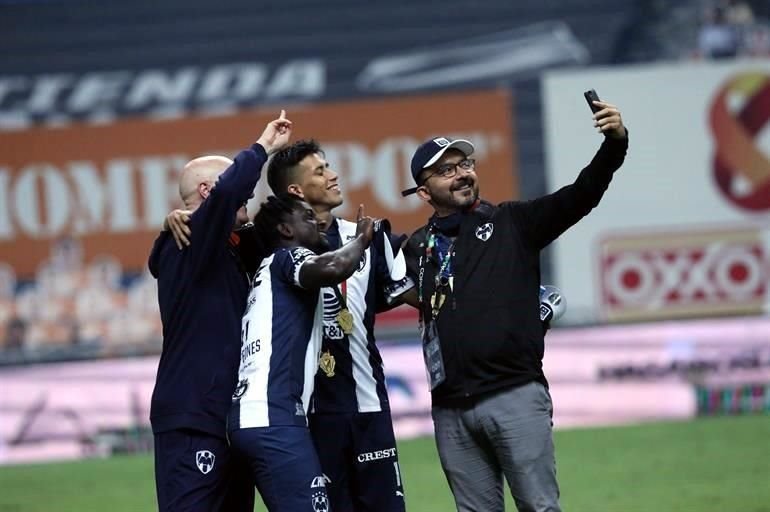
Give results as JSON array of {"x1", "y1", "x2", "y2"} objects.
[
  {"x1": 195, "y1": 450, "x2": 215, "y2": 474},
  {"x1": 311, "y1": 491, "x2": 329, "y2": 512}
]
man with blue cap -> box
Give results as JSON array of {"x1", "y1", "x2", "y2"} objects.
[{"x1": 398, "y1": 100, "x2": 628, "y2": 512}]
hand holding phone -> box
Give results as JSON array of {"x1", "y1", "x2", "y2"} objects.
[
  {"x1": 584, "y1": 89, "x2": 601, "y2": 114},
  {"x1": 583, "y1": 89, "x2": 626, "y2": 139}
]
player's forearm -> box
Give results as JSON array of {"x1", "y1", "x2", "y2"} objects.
[
  {"x1": 301, "y1": 236, "x2": 368, "y2": 288},
  {"x1": 315, "y1": 235, "x2": 368, "y2": 282}
]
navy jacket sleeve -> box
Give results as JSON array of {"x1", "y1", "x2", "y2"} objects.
[
  {"x1": 507, "y1": 134, "x2": 628, "y2": 250},
  {"x1": 148, "y1": 231, "x2": 170, "y2": 278},
  {"x1": 186, "y1": 144, "x2": 268, "y2": 280}
]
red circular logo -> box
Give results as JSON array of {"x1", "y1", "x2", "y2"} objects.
[{"x1": 710, "y1": 72, "x2": 770, "y2": 211}]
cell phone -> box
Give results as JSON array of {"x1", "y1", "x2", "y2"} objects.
[{"x1": 584, "y1": 89, "x2": 601, "y2": 113}]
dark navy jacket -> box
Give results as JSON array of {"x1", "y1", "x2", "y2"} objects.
[{"x1": 148, "y1": 144, "x2": 267, "y2": 438}]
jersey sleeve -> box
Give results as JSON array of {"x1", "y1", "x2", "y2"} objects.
[{"x1": 273, "y1": 247, "x2": 316, "y2": 288}]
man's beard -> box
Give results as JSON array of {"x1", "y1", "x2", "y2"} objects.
[{"x1": 436, "y1": 180, "x2": 479, "y2": 211}]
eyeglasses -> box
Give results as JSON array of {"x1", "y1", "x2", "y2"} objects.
[{"x1": 421, "y1": 159, "x2": 476, "y2": 184}]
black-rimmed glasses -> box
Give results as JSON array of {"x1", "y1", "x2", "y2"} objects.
[{"x1": 421, "y1": 159, "x2": 476, "y2": 184}]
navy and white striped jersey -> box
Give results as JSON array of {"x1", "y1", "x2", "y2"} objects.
[
  {"x1": 229, "y1": 246, "x2": 324, "y2": 429},
  {"x1": 311, "y1": 218, "x2": 413, "y2": 414}
]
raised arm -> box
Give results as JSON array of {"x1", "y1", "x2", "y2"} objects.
[
  {"x1": 512, "y1": 101, "x2": 628, "y2": 250},
  {"x1": 179, "y1": 112, "x2": 293, "y2": 277},
  {"x1": 161, "y1": 112, "x2": 294, "y2": 253},
  {"x1": 198, "y1": 110, "x2": 293, "y2": 206},
  {"x1": 185, "y1": 145, "x2": 269, "y2": 277}
]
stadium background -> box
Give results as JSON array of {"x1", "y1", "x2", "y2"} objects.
[{"x1": 1, "y1": 0, "x2": 769, "y2": 510}]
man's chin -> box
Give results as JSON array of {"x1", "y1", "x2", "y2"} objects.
[
  {"x1": 453, "y1": 190, "x2": 478, "y2": 208},
  {"x1": 317, "y1": 234, "x2": 332, "y2": 253}
]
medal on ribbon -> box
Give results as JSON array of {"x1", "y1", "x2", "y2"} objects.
[
  {"x1": 319, "y1": 349, "x2": 336, "y2": 377},
  {"x1": 336, "y1": 308, "x2": 354, "y2": 334},
  {"x1": 333, "y1": 280, "x2": 354, "y2": 335}
]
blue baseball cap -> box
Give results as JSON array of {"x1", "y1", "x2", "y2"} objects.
[{"x1": 402, "y1": 137, "x2": 475, "y2": 197}]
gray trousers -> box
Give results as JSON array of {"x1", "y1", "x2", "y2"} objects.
[{"x1": 431, "y1": 382, "x2": 561, "y2": 512}]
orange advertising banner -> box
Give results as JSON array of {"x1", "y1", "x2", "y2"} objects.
[{"x1": 0, "y1": 89, "x2": 517, "y2": 277}]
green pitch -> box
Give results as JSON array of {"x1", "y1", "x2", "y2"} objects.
[{"x1": 1, "y1": 415, "x2": 768, "y2": 512}]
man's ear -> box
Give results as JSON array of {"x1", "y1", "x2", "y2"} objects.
[
  {"x1": 416, "y1": 186, "x2": 432, "y2": 204},
  {"x1": 287, "y1": 184, "x2": 304, "y2": 198},
  {"x1": 276, "y1": 222, "x2": 293, "y2": 239},
  {"x1": 198, "y1": 181, "x2": 212, "y2": 199}
]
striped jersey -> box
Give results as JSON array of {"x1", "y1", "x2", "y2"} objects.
[
  {"x1": 311, "y1": 218, "x2": 413, "y2": 414},
  {"x1": 229, "y1": 246, "x2": 324, "y2": 429}
]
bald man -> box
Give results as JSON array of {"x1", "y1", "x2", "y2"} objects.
[{"x1": 148, "y1": 111, "x2": 292, "y2": 512}]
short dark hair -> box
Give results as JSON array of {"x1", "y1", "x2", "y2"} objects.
[
  {"x1": 266, "y1": 139, "x2": 324, "y2": 195},
  {"x1": 252, "y1": 193, "x2": 305, "y2": 259}
]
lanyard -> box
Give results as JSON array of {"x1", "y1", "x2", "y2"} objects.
[
  {"x1": 435, "y1": 238, "x2": 454, "y2": 281},
  {"x1": 330, "y1": 279, "x2": 355, "y2": 335},
  {"x1": 418, "y1": 229, "x2": 455, "y2": 318},
  {"x1": 331, "y1": 279, "x2": 348, "y2": 309}
]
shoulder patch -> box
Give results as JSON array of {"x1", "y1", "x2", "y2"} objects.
[{"x1": 289, "y1": 247, "x2": 315, "y2": 263}]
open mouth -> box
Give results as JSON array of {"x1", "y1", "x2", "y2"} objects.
[{"x1": 328, "y1": 184, "x2": 341, "y2": 192}]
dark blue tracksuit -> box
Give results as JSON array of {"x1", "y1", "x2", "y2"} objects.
[{"x1": 148, "y1": 144, "x2": 267, "y2": 512}]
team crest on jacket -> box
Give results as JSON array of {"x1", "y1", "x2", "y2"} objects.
[
  {"x1": 195, "y1": 450, "x2": 215, "y2": 474},
  {"x1": 475, "y1": 222, "x2": 494, "y2": 241}
]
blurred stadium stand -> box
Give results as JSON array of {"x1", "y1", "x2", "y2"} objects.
[{"x1": 614, "y1": 0, "x2": 770, "y2": 62}]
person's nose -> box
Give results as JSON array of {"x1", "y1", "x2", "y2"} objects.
[{"x1": 455, "y1": 164, "x2": 473, "y2": 178}]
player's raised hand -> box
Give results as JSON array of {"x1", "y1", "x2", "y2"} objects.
[
  {"x1": 163, "y1": 209, "x2": 192, "y2": 249},
  {"x1": 592, "y1": 101, "x2": 626, "y2": 139},
  {"x1": 355, "y1": 204, "x2": 375, "y2": 246},
  {"x1": 256, "y1": 109, "x2": 293, "y2": 155}
]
